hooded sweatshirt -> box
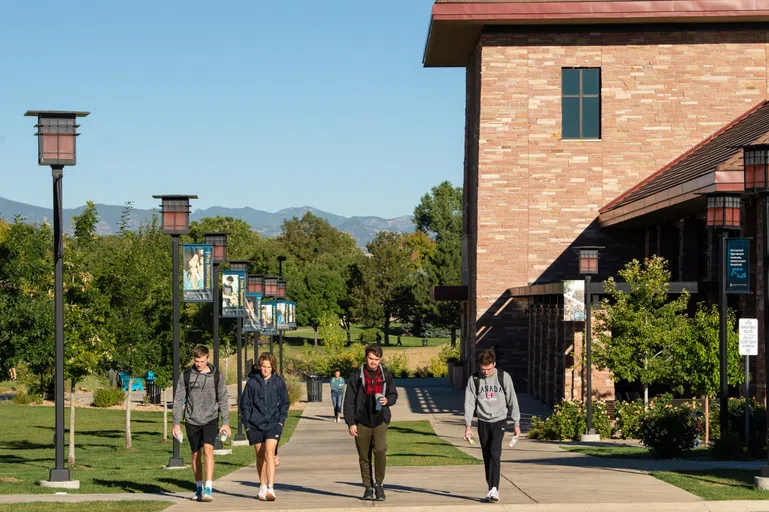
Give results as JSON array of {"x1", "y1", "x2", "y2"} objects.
[
  {"x1": 172, "y1": 363, "x2": 229, "y2": 427},
  {"x1": 464, "y1": 369, "x2": 520, "y2": 427},
  {"x1": 239, "y1": 370, "x2": 289, "y2": 433}
]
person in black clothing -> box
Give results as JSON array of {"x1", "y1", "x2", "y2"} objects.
[
  {"x1": 343, "y1": 344, "x2": 398, "y2": 502},
  {"x1": 240, "y1": 352, "x2": 289, "y2": 502}
]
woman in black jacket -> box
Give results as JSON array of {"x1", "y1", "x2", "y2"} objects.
[{"x1": 240, "y1": 352, "x2": 289, "y2": 502}]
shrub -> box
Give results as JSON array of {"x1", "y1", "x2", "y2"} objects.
[
  {"x1": 93, "y1": 388, "x2": 126, "y2": 408},
  {"x1": 414, "y1": 366, "x2": 433, "y2": 378},
  {"x1": 283, "y1": 373, "x2": 303, "y2": 406},
  {"x1": 437, "y1": 343, "x2": 460, "y2": 363},
  {"x1": 709, "y1": 397, "x2": 766, "y2": 459},
  {"x1": 421, "y1": 324, "x2": 452, "y2": 339},
  {"x1": 525, "y1": 399, "x2": 612, "y2": 441},
  {"x1": 427, "y1": 356, "x2": 448, "y2": 378},
  {"x1": 12, "y1": 389, "x2": 42, "y2": 405},
  {"x1": 288, "y1": 343, "x2": 364, "y2": 378},
  {"x1": 639, "y1": 403, "x2": 699, "y2": 459},
  {"x1": 358, "y1": 328, "x2": 380, "y2": 344},
  {"x1": 614, "y1": 399, "x2": 645, "y2": 439},
  {"x1": 385, "y1": 353, "x2": 410, "y2": 378}
]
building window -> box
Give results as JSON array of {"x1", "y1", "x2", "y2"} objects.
[{"x1": 562, "y1": 68, "x2": 601, "y2": 139}]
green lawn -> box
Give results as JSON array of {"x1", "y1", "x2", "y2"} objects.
[
  {"x1": 0, "y1": 403, "x2": 300, "y2": 494},
  {"x1": 562, "y1": 445, "x2": 714, "y2": 460},
  {"x1": 0, "y1": 381, "x2": 16, "y2": 393},
  {"x1": 0, "y1": 502, "x2": 172, "y2": 512},
  {"x1": 386, "y1": 421, "x2": 481, "y2": 466},
  {"x1": 651, "y1": 470, "x2": 769, "y2": 500}
]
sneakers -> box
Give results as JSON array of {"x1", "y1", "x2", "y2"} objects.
[
  {"x1": 362, "y1": 487, "x2": 374, "y2": 500},
  {"x1": 200, "y1": 487, "x2": 213, "y2": 502},
  {"x1": 266, "y1": 485, "x2": 276, "y2": 501},
  {"x1": 257, "y1": 485, "x2": 268, "y2": 501},
  {"x1": 488, "y1": 487, "x2": 500, "y2": 503},
  {"x1": 375, "y1": 484, "x2": 386, "y2": 501},
  {"x1": 194, "y1": 487, "x2": 202, "y2": 502}
]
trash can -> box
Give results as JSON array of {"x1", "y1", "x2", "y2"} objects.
[
  {"x1": 306, "y1": 374, "x2": 322, "y2": 402},
  {"x1": 145, "y1": 377, "x2": 161, "y2": 405},
  {"x1": 422, "y1": 338, "x2": 429, "y2": 347}
]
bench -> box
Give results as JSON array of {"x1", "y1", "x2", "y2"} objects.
[{"x1": 119, "y1": 371, "x2": 145, "y2": 392}]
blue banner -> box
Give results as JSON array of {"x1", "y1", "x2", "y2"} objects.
[
  {"x1": 183, "y1": 244, "x2": 214, "y2": 302},
  {"x1": 244, "y1": 292, "x2": 262, "y2": 332},
  {"x1": 221, "y1": 270, "x2": 247, "y2": 317},
  {"x1": 727, "y1": 238, "x2": 750, "y2": 295}
]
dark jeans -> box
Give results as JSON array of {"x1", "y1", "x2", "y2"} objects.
[
  {"x1": 354, "y1": 422, "x2": 388, "y2": 487},
  {"x1": 331, "y1": 391, "x2": 343, "y2": 416},
  {"x1": 478, "y1": 419, "x2": 506, "y2": 490}
]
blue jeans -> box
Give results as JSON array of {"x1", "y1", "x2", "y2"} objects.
[{"x1": 331, "y1": 391, "x2": 343, "y2": 416}]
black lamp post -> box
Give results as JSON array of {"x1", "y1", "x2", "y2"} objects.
[
  {"x1": 264, "y1": 276, "x2": 278, "y2": 354},
  {"x1": 204, "y1": 233, "x2": 228, "y2": 370},
  {"x1": 576, "y1": 246, "x2": 600, "y2": 441},
  {"x1": 153, "y1": 194, "x2": 196, "y2": 469},
  {"x1": 744, "y1": 145, "x2": 769, "y2": 481},
  {"x1": 704, "y1": 192, "x2": 742, "y2": 449},
  {"x1": 230, "y1": 260, "x2": 250, "y2": 443},
  {"x1": 277, "y1": 256, "x2": 287, "y2": 374},
  {"x1": 26, "y1": 110, "x2": 89, "y2": 487}
]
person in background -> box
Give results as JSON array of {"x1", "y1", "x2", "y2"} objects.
[{"x1": 330, "y1": 368, "x2": 346, "y2": 423}]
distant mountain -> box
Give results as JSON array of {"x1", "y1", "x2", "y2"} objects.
[{"x1": 0, "y1": 197, "x2": 415, "y2": 248}]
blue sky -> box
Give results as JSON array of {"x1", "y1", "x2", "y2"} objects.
[{"x1": 0, "y1": 1, "x2": 463, "y2": 219}]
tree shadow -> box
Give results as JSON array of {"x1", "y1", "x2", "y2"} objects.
[
  {"x1": 92, "y1": 477, "x2": 190, "y2": 494},
  {"x1": 0, "y1": 440, "x2": 51, "y2": 450}
]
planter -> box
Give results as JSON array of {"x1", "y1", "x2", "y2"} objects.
[
  {"x1": 447, "y1": 362, "x2": 455, "y2": 387},
  {"x1": 453, "y1": 363, "x2": 466, "y2": 390}
]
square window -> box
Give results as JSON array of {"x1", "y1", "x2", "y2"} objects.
[{"x1": 562, "y1": 68, "x2": 601, "y2": 140}]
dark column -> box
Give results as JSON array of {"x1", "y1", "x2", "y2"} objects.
[
  {"x1": 167, "y1": 234, "x2": 184, "y2": 467},
  {"x1": 235, "y1": 317, "x2": 245, "y2": 441}
]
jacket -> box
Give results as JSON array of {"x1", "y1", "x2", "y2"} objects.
[
  {"x1": 239, "y1": 371, "x2": 289, "y2": 432},
  {"x1": 172, "y1": 363, "x2": 229, "y2": 427},
  {"x1": 343, "y1": 364, "x2": 398, "y2": 427}
]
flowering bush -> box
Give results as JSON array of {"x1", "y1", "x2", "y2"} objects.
[
  {"x1": 526, "y1": 399, "x2": 611, "y2": 440},
  {"x1": 613, "y1": 399, "x2": 644, "y2": 439},
  {"x1": 639, "y1": 402, "x2": 699, "y2": 459}
]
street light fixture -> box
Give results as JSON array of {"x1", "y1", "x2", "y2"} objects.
[
  {"x1": 27, "y1": 110, "x2": 89, "y2": 489},
  {"x1": 204, "y1": 233, "x2": 228, "y2": 371},
  {"x1": 576, "y1": 246, "x2": 602, "y2": 443},
  {"x1": 264, "y1": 276, "x2": 279, "y2": 297},
  {"x1": 153, "y1": 194, "x2": 197, "y2": 469},
  {"x1": 743, "y1": 145, "x2": 769, "y2": 488}
]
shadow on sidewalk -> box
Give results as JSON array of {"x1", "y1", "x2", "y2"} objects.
[
  {"x1": 233, "y1": 479, "x2": 355, "y2": 499},
  {"x1": 336, "y1": 480, "x2": 479, "y2": 502}
]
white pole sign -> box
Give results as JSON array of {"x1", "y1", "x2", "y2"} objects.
[{"x1": 739, "y1": 318, "x2": 758, "y2": 356}]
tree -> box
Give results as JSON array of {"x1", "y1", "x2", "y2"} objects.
[
  {"x1": 413, "y1": 181, "x2": 463, "y2": 244},
  {"x1": 188, "y1": 216, "x2": 262, "y2": 261},
  {"x1": 357, "y1": 232, "x2": 412, "y2": 345},
  {"x1": 593, "y1": 256, "x2": 690, "y2": 405},
  {"x1": 278, "y1": 212, "x2": 358, "y2": 264},
  {"x1": 291, "y1": 257, "x2": 346, "y2": 345}
]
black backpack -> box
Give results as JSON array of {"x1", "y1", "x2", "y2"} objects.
[{"x1": 471, "y1": 369, "x2": 509, "y2": 417}]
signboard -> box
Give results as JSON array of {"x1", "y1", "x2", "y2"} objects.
[
  {"x1": 260, "y1": 301, "x2": 278, "y2": 335},
  {"x1": 275, "y1": 300, "x2": 289, "y2": 330},
  {"x1": 739, "y1": 318, "x2": 758, "y2": 356},
  {"x1": 563, "y1": 280, "x2": 585, "y2": 321},
  {"x1": 183, "y1": 244, "x2": 214, "y2": 302},
  {"x1": 288, "y1": 301, "x2": 297, "y2": 328},
  {"x1": 727, "y1": 238, "x2": 750, "y2": 294},
  {"x1": 221, "y1": 270, "x2": 246, "y2": 317},
  {"x1": 244, "y1": 292, "x2": 262, "y2": 332}
]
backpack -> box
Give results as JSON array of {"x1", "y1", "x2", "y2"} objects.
[
  {"x1": 182, "y1": 368, "x2": 221, "y2": 421},
  {"x1": 471, "y1": 369, "x2": 509, "y2": 418}
]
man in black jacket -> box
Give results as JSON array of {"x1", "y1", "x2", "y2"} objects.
[{"x1": 343, "y1": 344, "x2": 398, "y2": 502}]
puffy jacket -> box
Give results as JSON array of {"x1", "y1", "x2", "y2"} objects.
[{"x1": 239, "y1": 371, "x2": 289, "y2": 432}]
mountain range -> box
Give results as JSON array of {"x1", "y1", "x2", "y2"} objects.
[{"x1": 0, "y1": 197, "x2": 415, "y2": 248}]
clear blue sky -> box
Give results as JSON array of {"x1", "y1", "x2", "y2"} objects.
[{"x1": 0, "y1": 1, "x2": 463, "y2": 219}]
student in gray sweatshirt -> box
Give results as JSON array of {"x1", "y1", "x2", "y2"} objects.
[
  {"x1": 463, "y1": 349, "x2": 520, "y2": 503},
  {"x1": 172, "y1": 345, "x2": 230, "y2": 503}
]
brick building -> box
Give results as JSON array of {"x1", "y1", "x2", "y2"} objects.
[{"x1": 424, "y1": 0, "x2": 769, "y2": 405}]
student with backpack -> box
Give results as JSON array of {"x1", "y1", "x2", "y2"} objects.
[
  {"x1": 240, "y1": 352, "x2": 289, "y2": 502},
  {"x1": 172, "y1": 345, "x2": 231, "y2": 503},
  {"x1": 463, "y1": 349, "x2": 521, "y2": 503}
]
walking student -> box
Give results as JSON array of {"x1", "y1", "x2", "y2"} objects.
[
  {"x1": 172, "y1": 345, "x2": 231, "y2": 503},
  {"x1": 240, "y1": 352, "x2": 289, "y2": 502},
  {"x1": 343, "y1": 345, "x2": 398, "y2": 502},
  {"x1": 330, "y1": 368, "x2": 346, "y2": 423},
  {"x1": 463, "y1": 349, "x2": 521, "y2": 503}
]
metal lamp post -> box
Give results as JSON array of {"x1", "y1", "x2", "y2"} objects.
[
  {"x1": 27, "y1": 110, "x2": 89, "y2": 488},
  {"x1": 704, "y1": 193, "x2": 742, "y2": 448},
  {"x1": 277, "y1": 256, "x2": 287, "y2": 374},
  {"x1": 577, "y1": 246, "x2": 600, "y2": 442},
  {"x1": 264, "y1": 276, "x2": 279, "y2": 354},
  {"x1": 204, "y1": 233, "x2": 228, "y2": 370},
  {"x1": 744, "y1": 145, "x2": 769, "y2": 486},
  {"x1": 230, "y1": 260, "x2": 250, "y2": 443},
  {"x1": 153, "y1": 194, "x2": 197, "y2": 469}
]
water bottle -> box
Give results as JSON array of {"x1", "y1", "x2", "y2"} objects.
[
  {"x1": 375, "y1": 393, "x2": 383, "y2": 412},
  {"x1": 219, "y1": 429, "x2": 228, "y2": 443},
  {"x1": 508, "y1": 435, "x2": 519, "y2": 447},
  {"x1": 173, "y1": 429, "x2": 184, "y2": 443},
  {"x1": 467, "y1": 434, "x2": 475, "y2": 445}
]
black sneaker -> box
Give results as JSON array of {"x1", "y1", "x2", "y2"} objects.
[
  {"x1": 375, "y1": 484, "x2": 386, "y2": 501},
  {"x1": 362, "y1": 487, "x2": 374, "y2": 500}
]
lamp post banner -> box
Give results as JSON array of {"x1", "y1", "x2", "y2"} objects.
[
  {"x1": 260, "y1": 301, "x2": 278, "y2": 335},
  {"x1": 727, "y1": 238, "x2": 750, "y2": 294},
  {"x1": 244, "y1": 292, "x2": 262, "y2": 332},
  {"x1": 276, "y1": 300, "x2": 289, "y2": 330},
  {"x1": 563, "y1": 280, "x2": 585, "y2": 321},
  {"x1": 288, "y1": 301, "x2": 297, "y2": 328},
  {"x1": 183, "y1": 244, "x2": 214, "y2": 302},
  {"x1": 221, "y1": 270, "x2": 246, "y2": 317}
]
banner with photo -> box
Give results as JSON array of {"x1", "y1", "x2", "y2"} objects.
[
  {"x1": 275, "y1": 300, "x2": 289, "y2": 330},
  {"x1": 244, "y1": 292, "x2": 262, "y2": 332},
  {"x1": 260, "y1": 301, "x2": 278, "y2": 335},
  {"x1": 288, "y1": 301, "x2": 297, "y2": 328},
  {"x1": 183, "y1": 244, "x2": 214, "y2": 302},
  {"x1": 563, "y1": 280, "x2": 585, "y2": 321},
  {"x1": 221, "y1": 270, "x2": 246, "y2": 317}
]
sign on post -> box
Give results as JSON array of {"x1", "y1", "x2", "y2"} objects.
[
  {"x1": 727, "y1": 238, "x2": 750, "y2": 294},
  {"x1": 739, "y1": 318, "x2": 758, "y2": 356}
]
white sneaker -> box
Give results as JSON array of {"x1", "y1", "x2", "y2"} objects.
[
  {"x1": 257, "y1": 485, "x2": 267, "y2": 501},
  {"x1": 266, "y1": 485, "x2": 276, "y2": 501},
  {"x1": 489, "y1": 487, "x2": 500, "y2": 503}
]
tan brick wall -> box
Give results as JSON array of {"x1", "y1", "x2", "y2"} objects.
[{"x1": 470, "y1": 28, "x2": 769, "y2": 329}]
